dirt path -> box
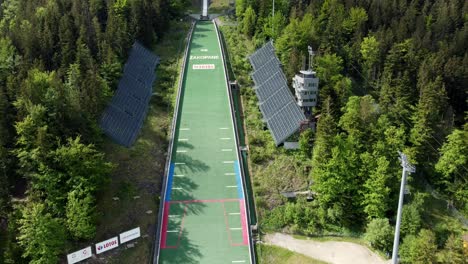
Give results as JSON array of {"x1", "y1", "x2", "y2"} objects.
[{"x1": 264, "y1": 233, "x2": 390, "y2": 264}]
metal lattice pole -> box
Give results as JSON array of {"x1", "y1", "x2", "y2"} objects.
[{"x1": 391, "y1": 151, "x2": 416, "y2": 264}]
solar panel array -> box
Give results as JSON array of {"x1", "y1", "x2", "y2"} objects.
[
  {"x1": 249, "y1": 41, "x2": 305, "y2": 145},
  {"x1": 100, "y1": 42, "x2": 160, "y2": 147}
]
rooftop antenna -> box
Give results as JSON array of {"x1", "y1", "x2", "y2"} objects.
[{"x1": 308, "y1": 46, "x2": 315, "y2": 71}]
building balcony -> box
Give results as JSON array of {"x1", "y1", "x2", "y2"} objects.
[{"x1": 297, "y1": 101, "x2": 316, "y2": 107}]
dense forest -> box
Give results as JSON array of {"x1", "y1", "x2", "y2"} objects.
[
  {"x1": 225, "y1": 0, "x2": 467, "y2": 262},
  {"x1": 0, "y1": 0, "x2": 466, "y2": 263},
  {"x1": 0, "y1": 0, "x2": 189, "y2": 263}
]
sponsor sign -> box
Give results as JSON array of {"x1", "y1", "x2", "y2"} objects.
[
  {"x1": 95, "y1": 237, "x2": 119, "y2": 254},
  {"x1": 193, "y1": 64, "x2": 215, "y2": 70},
  {"x1": 190, "y1": 55, "x2": 219, "y2": 60},
  {"x1": 119, "y1": 227, "x2": 141, "y2": 244},
  {"x1": 67, "y1": 246, "x2": 92, "y2": 264}
]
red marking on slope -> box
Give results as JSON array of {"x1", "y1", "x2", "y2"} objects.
[
  {"x1": 162, "y1": 203, "x2": 187, "y2": 249},
  {"x1": 168, "y1": 198, "x2": 240, "y2": 204},
  {"x1": 176, "y1": 204, "x2": 188, "y2": 248},
  {"x1": 240, "y1": 200, "x2": 248, "y2": 245},
  {"x1": 160, "y1": 202, "x2": 170, "y2": 248},
  {"x1": 222, "y1": 202, "x2": 234, "y2": 246}
]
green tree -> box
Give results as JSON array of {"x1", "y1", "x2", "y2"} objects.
[
  {"x1": 275, "y1": 14, "x2": 315, "y2": 76},
  {"x1": 263, "y1": 12, "x2": 286, "y2": 40},
  {"x1": 66, "y1": 188, "x2": 96, "y2": 240},
  {"x1": 314, "y1": 135, "x2": 362, "y2": 226},
  {"x1": 299, "y1": 128, "x2": 314, "y2": 159},
  {"x1": 315, "y1": 53, "x2": 343, "y2": 85},
  {"x1": 37, "y1": 137, "x2": 113, "y2": 215},
  {"x1": 343, "y1": 7, "x2": 368, "y2": 36},
  {"x1": 379, "y1": 40, "x2": 420, "y2": 124},
  {"x1": 243, "y1": 6, "x2": 257, "y2": 38},
  {"x1": 236, "y1": 0, "x2": 246, "y2": 20},
  {"x1": 400, "y1": 229, "x2": 438, "y2": 264},
  {"x1": 0, "y1": 37, "x2": 18, "y2": 84},
  {"x1": 58, "y1": 14, "x2": 75, "y2": 68},
  {"x1": 311, "y1": 99, "x2": 337, "y2": 174},
  {"x1": 14, "y1": 104, "x2": 51, "y2": 178},
  {"x1": 317, "y1": 0, "x2": 346, "y2": 53},
  {"x1": 364, "y1": 218, "x2": 394, "y2": 252},
  {"x1": 17, "y1": 203, "x2": 66, "y2": 264},
  {"x1": 435, "y1": 128, "x2": 468, "y2": 210},
  {"x1": 437, "y1": 234, "x2": 467, "y2": 264},
  {"x1": 0, "y1": 146, "x2": 9, "y2": 218},
  {"x1": 410, "y1": 75, "x2": 448, "y2": 162},
  {"x1": 400, "y1": 203, "x2": 422, "y2": 236},
  {"x1": 401, "y1": 192, "x2": 426, "y2": 237},
  {"x1": 362, "y1": 156, "x2": 391, "y2": 219},
  {"x1": 360, "y1": 36, "x2": 380, "y2": 83},
  {"x1": 339, "y1": 95, "x2": 379, "y2": 146}
]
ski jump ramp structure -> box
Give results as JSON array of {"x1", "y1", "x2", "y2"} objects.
[{"x1": 153, "y1": 20, "x2": 255, "y2": 263}]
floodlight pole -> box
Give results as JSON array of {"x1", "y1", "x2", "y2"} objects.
[
  {"x1": 391, "y1": 151, "x2": 416, "y2": 264},
  {"x1": 272, "y1": 0, "x2": 275, "y2": 17}
]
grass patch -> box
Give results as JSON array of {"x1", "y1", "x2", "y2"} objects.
[
  {"x1": 209, "y1": 0, "x2": 232, "y2": 13},
  {"x1": 256, "y1": 244, "x2": 328, "y2": 264},
  {"x1": 92, "y1": 20, "x2": 190, "y2": 263},
  {"x1": 189, "y1": 0, "x2": 232, "y2": 13}
]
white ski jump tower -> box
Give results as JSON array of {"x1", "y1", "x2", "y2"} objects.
[
  {"x1": 292, "y1": 46, "x2": 319, "y2": 116},
  {"x1": 201, "y1": 0, "x2": 209, "y2": 20}
]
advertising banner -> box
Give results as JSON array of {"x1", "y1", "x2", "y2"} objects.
[
  {"x1": 95, "y1": 237, "x2": 119, "y2": 254},
  {"x1": 119, "y1": 227, "x2": 141, "y2": 244},
  {"x1": 67, "y1": 246, "x2": 92, "y2": 264}
]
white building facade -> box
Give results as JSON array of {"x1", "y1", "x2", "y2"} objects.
[{"x1": 293, "y1": 70, "x2": 319, "y2": 113}]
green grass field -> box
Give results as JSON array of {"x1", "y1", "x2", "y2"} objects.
[{"x1": 158, "y1": 21, "x2": 251, "y2": 263}]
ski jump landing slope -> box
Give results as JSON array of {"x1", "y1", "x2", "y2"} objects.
[{"x1": 156, "y1": 20, "x2": 253, "y2": 264}]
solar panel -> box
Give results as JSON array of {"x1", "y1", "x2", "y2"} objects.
[
  {"x1": 252, "y1": 65, "x2": 280, "y2": 87},
  {"x1": 118, "y1": 76, "x2": 152, "y2": 103},
  {"x1": 100, "y1": 42, "x2": 160, "y2": 147},
  {"x1": 259, "y1": 88, "x2": 295, "y2": 120},
  {"x1": 254, "y1": 71, "x2": 288, "y2": 101},
  {"x1": 267, "y1": 102, "x2": 305, "y2": 144},
  {"x1": 249, "y1": 41, "x2": 275, "y2": 70},
  {"x1": 249, "y1": 42, "x2": 306, "y2": 145}
]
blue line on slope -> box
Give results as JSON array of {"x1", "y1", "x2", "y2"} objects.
[
  {"x1": 234, "y1": 160, "x2": 244, "y2": 199},
  {"x1": 165, "y1": 163, "x2": 175, "y2": 201}
]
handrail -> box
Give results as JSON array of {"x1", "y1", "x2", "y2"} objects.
[{"x1": 151, "y1": 20, "x2": 196, "y2": 264}]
